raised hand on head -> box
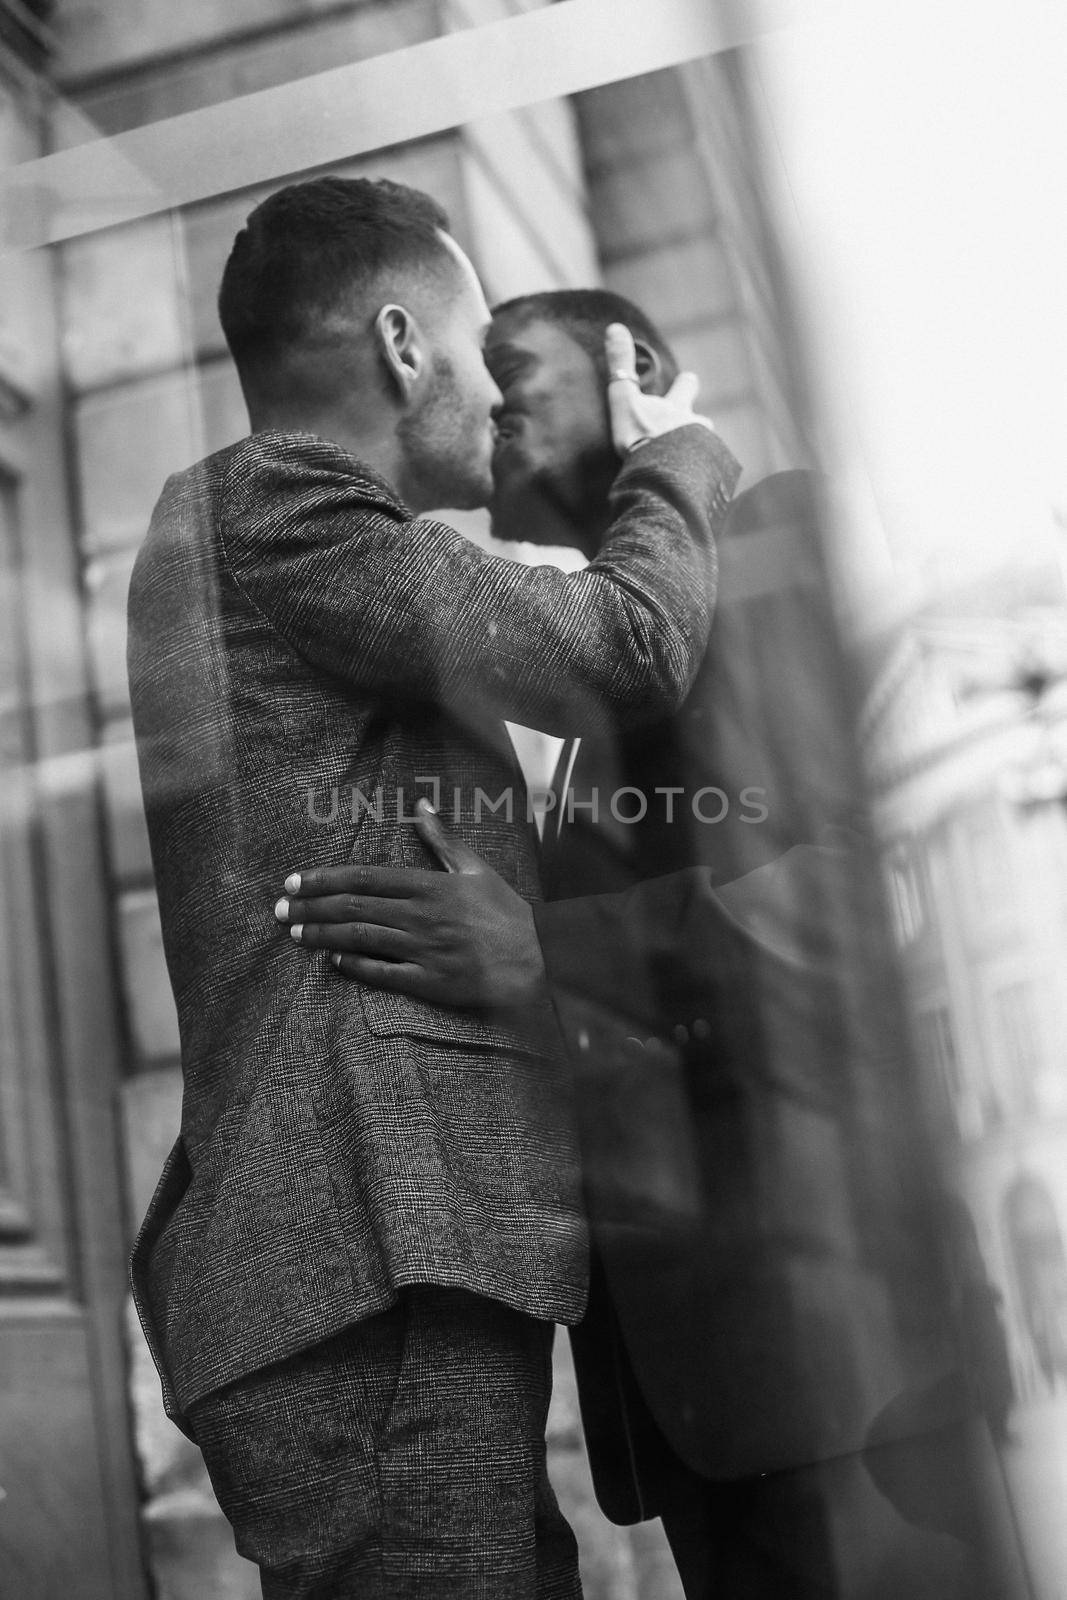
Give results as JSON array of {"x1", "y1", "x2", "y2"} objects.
[{"x1": 605, "y1": 322, "x2": 714, "y2": 456}]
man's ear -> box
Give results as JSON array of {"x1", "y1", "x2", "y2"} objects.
[
  {"x1": 634, "y1": 338, "x2": 664, "y2": 395},
  {"x1": 374, "y1": 303, "x2": 425, "y2": 400}
]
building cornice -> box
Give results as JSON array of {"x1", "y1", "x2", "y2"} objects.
[{"x1": 52, "y1": 0, "x2": 391, "y2": 97}]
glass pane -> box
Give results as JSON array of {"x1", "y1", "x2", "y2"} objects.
[{"x1": 4, "y1": 2, "x2": 1064, "y2": 1595}]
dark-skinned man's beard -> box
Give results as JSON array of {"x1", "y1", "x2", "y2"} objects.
[
  {"x1": 397, "y1": 352, "x2": 494, "y2": 512},
  {"x1": 489, "y1": 444, "x2": 617, "y2": 555}
]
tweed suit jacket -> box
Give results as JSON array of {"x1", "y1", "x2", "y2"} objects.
[{"x1": 127, "y1": 423, "x2": 739, "y2": 1424}]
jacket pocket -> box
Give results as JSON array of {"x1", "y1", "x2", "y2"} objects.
[{"x1": 357, "y1": 981, "x2": 559, "y2": 1063}]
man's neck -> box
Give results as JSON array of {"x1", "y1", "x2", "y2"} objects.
[{"x1": 249, "y1": 402, "x2": 411, "y2": 502}]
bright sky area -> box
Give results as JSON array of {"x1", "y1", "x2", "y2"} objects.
[{"x1": 755, "y1": 0, "x2": 1066, "y2": 623}]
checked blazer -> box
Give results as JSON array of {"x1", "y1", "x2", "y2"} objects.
[{"x1": 127, "y1": 423, "x2": 739, "y2": 1425}]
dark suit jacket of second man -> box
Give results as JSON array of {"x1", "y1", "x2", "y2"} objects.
[{"x1": 532, "y1": 471, "x2": 952, "y2": 1520}]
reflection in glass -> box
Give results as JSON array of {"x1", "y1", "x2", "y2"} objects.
[{"x1": 2, "y1": 0, "x2": 1065, "y2": 1595}]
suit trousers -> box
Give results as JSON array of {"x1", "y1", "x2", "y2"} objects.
[{"x1": 187, "y1": 1286, "x2": 582, "y2": 1600}]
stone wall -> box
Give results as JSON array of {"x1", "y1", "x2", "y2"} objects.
[{"x1": 574, "y1": 53, "x2": 811, "y2": 489}]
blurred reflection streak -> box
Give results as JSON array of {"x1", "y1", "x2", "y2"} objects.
[{"x1": 0, "y1": 0, "x2": 795, "y2": 251}]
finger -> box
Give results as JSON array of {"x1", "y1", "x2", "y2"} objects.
[
  {"x1": 293, "y1": 920, "x2": 414, "y2": 958},
  {"x1": 665, "y1": 371, "x2": 700, "y2": 410},
  {"x1": 604, "y1": 322, "x2": 639, "y2": 385},
  {"x1": 329, "y1": 954, "x2": 430, "y2": 997},
  {"x1": 281, "y1": 863, "x2": 422, "y2": 898},
  {"x1": 413, "y1": 800, "x2": 460, "y2": 873},
  {"x1": 332, "y1": 954, "x2": 364, "y2": 982},
  {"x1": 607, "y1": 377, "x2": 640, "y2": 454},
  {"x1": 414, "y1": 800, "x2": 488, "y2": 877},
  {"x1": 277, "y1": 892, "x2": 417, "y2": 929}
]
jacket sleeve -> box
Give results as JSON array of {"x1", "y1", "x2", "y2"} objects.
[
  {"x1": 533, "y1": 846, "x2": 844, "y2": 1041},
  {"x1": 220, "y1": 425, "x2": 739, "y2": 736},
  {"x1": 532, "y1": 868, "x2": 762, "y2": 1041}
]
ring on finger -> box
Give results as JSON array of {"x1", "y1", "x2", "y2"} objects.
[{"x1": 609, "y1": 370, "x2": 640, "y2": 385}]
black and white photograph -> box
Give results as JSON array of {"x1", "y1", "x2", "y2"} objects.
[{"x1": 0, "y1": 1, "x2": 1064, "y2": 1595}]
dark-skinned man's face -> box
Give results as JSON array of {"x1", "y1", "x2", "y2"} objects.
[{"x1": 485, "y1": 312, "x2": 618, "y2": 551}]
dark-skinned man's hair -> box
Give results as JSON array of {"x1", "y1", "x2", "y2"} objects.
[
  {"x1": 218, "y1": 176, "x2": 452, "y2": 384},
  {"x1": 492, "y1": 288, "x2": 680, "y2": 394}
]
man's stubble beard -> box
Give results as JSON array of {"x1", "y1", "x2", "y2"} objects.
[{"x1": 397, "y1": 352, "x2": 493, "y2": 512}]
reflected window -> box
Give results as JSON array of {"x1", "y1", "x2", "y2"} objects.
[
  {"x1": 885, "y1": 841, "x2": 927, "y2": 947},
  {"x1": 962, "y1": 802, "x2": 1013, "y2": 920},
  {"x1": 915, "y1": 1003, "x2": 985, "y2": 1139},
  {"x1": 0, "y1": 471, "x2": 67, "y2": 1287},
  {"x1": 0, "y1": 473, "x2": 23, "y2": 1240},
  {"x1": 991, "y1": 981, "x2": 1041, "y2": 1117},
  {"x1": 1004, "y1": 1176, "x2": 1067, "y2": 1394}
]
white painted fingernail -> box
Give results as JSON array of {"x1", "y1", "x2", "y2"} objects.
[
  {"x1": 290, "y1": 924, "x2": 303, "y2": 941},
  {"x1": 274, "y1": 898, "x2": 289, "y2": 921},
  {"x1": 284, "y1": 873, "x2": 301, "y2": 894}
]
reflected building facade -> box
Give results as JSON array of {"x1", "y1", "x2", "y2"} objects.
[{"x1": 866, "y1": 567, "x2": 1067, "y2": 1471}]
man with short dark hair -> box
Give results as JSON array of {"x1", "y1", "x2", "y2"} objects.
[
  {"x1": 215, "y1": 179, "x2": 499, "y2": 516},
  {"x1": 128, "y1": 179, "x2": 738, "y2": 1599}
]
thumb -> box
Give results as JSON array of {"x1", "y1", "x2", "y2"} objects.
[
  {"x1": 413, "y1": 799, "x2": 486, "y2": 875},
  {"x1": 604, "y1": 322, "x2": 639, "y2": 383}
]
